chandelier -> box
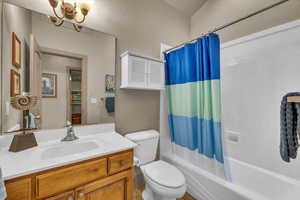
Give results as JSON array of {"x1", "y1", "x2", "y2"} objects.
[{"x1": 48, "y1": 0, "x2": 93, "y2": 32}]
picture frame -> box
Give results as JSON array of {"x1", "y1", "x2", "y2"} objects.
[
  {"x1": 42, "y1": 73, "x2": 57, "y2": 98},
  {"x1": 105, "y1": 74, "x2": 115, "y2": 93},
  {"x1": 12, "y1": 32, "x2": 21, "y2": 68},
  {"x1": 10, "y1": 70, "x2": 21, "y2": 97}
]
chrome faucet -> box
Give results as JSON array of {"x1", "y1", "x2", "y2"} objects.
[{"x1": 62, "y1": 121, "x2": 79, "y2": 142}]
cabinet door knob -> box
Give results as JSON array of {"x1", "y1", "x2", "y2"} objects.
[
  {"x1": 119, "y1": 160, "x2": 126, "y2": 166},
  {"x1": 78, "y1": 193, "x2": 85, "y2": 198},
  {"x1": 67, "y1": 197, "x2": 74, "y2": 200}
]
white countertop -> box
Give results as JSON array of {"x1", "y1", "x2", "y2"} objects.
[{"x1": 0, "y1": 124, "x2": 137, "y2": 180}]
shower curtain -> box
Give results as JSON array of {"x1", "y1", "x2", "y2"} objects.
[{"x1": 164, "y1": 34, "x2": 225, "y2": 178}]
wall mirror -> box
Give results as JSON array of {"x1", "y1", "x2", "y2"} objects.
[{"x1": 1, "y1": 2, "x2": 116, "y2": 133}]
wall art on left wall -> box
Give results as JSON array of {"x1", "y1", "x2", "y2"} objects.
[
  {"x1": 12, "y1": 32, "x2": 21, "y2": 68},
  {"x1": 10, "y1": 69, "x2": 21, "y2": 97}
]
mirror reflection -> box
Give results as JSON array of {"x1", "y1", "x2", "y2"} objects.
[{"x1": 2, "y1": 3, "x2": 116, "y2": 133}]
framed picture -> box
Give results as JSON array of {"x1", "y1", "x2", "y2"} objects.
[
  {"x1": 105, "y1": 74, "x2": 115, "y2": 93},
  {"x1": 42, "y1": 73, "x2": 57, "y2": 98},
  {"x1": 12, "y1": 32, "x2": 21, "y2": 68},
  {"x1": 10, "y1": 70, "x2": 21, "y2": 97}
]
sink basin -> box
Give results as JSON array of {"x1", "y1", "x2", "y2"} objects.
[{"x1": 41, "y1": 141, "x2": 100, "y2": 160}]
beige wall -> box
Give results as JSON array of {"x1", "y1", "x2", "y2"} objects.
[
  {"x1": 110, "y1": 0, "x2": 190, "y2": 134},
  {"x1": 31, "y1": 12, "x2": 116, "y2": 126},
  {"x1": 2, "y1": 3, "x2": 32, "y2": 131},
  {"x1": 41, "y1": 54, "x2": 81, "y2": 129},
  {"x1": 191, "y1": 0, "x2": 300, "y2": 43},
  {"x1": 5, "y1": 0, "x2": 190, "y2": 134}
]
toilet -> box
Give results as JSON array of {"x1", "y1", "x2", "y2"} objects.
[{"x1": 125, "y1": 130, "x2": 186, "y2": 200}]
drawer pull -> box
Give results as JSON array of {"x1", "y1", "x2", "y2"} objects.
[
  {"x1": 78, "y1": 192, "x2": 85, "y2": 198},
  {"x1": 67, "y1": 197, "x2": 74, "y2": 200},
  {"x1": 119, "y1": 160, "x2": 126, "y2": 167}
]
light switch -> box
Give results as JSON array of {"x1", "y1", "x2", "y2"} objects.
[{"x1": 90, "y1": 98, "x2": 97, "y2": 104}]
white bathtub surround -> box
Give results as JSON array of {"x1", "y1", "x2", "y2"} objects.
[
  {"x1": 163, "y1": 154, "x2": 300, "y2": 200},
  {"x1": 172, "y1": 144, "x2": 225, "y2": 179},
  {"x1": 160, "y1": 19, "x2": 300, "y2": 200},
  {"x1": 0, "y1": 123, "x2": 137, "y2": 180},
  {"x1": 0, "y1": 168, "x2": 6, "y2": 200},
  {"x1": 221, "y1": 18, "x2": 300, "y2": 180}
]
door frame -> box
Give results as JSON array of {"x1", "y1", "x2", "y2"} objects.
[
  {"x1": 66, "y1": 66, "x2": 82, "y2": 123},
  {"x1": 40, "y1": 47, "x2": 88, "y2": 125},
  {"x1": 29, "y1": 34, "x2": 43, "y2": 129}
]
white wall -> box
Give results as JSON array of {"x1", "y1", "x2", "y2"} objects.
[
  {"x1": 41, "y1": 54, "x2": 81, "y2": 129},
  {"x1": 31, "y1": 13, "x2": 116, "y2": 125},
  {"x1": 221, "y1": 20, "x2": 300, "y2": 181}
]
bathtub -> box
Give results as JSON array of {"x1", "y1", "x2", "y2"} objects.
[{"x1": 162, "y1": 154, "x2": 300, "y2": 200}]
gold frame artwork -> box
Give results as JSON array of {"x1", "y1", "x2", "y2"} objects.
[
  {"x1": 10, "y1": 70, "x2": 21, "y2": 97},
  {"x1": 42, "y1": 73, "x2": 57, "y2": 98},
  {"x1": 12, "y1": 32, "x2": 21, "y2": 68}
]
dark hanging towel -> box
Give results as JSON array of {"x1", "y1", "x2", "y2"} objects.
[
  {"x1": 105, "y1": 97, "x2": 115, "y2": 113},
  {"x1": 280, "y1": 92, "x2": 300, "y2": 162}
]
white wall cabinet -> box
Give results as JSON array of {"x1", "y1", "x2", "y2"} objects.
[{"x1": 121, "y1": 51, "x2": 164, "y2": 90}]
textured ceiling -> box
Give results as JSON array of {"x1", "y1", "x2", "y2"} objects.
[{"x1": 164, "y1": 0, "x2": 207, "y2": 16}]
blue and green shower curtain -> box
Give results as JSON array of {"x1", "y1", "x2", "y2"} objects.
[{"x1": 164, "y1": 33, "x2": 224, "y2": 163}]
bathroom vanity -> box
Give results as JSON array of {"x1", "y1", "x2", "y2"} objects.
[
  {"x1": 0, "y1": 124, "x2": 137, "y2": 200},
  {"x1": 5, "y1": 150, "x2": 133, "y2": 200}
]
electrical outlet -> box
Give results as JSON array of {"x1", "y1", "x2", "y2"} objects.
[{"x1": 226, "y1": 130, "x2": 240, "y2": 143}]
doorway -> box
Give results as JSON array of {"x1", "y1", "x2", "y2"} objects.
[
  {"x1": 67, "y1": 68, "x2": 82, "y2": 125},
  {"x1": 39, "y1": 47, "x2": 87, "y2": 129}
]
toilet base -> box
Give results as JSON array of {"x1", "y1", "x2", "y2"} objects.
[{"x1": 142, "y1": 184, "x2": 177, "y2": 200}]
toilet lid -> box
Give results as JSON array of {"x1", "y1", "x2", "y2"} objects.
[{"x1": 143, "y1": 160, "x2": 185, "y2": 188}]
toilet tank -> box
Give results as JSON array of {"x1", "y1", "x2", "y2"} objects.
[{"x1": 125, "y1": 130, "x2": 159, "y2": 165}]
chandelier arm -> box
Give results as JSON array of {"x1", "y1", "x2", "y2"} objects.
[
  {"x1": 53, "y1": 7, "x2": 64, "y2": 20},
  {"x1": 74, "y1": 14, "x2": 86, "y2": 24},
  {"x1": 54, "y1": 19, "x2": 65, "y2": 27},
  {"x1": 73, "y1": 23, "x2": 82, "y2": 32}
]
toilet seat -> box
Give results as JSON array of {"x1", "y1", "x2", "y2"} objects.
[{"x1": 142, "y1": 160, "x2": 185, "y2": 188}]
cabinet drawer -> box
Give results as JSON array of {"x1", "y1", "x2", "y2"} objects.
[
  {"x1": 5, "y1": 178, "x2": 32, "y2": 200},
  {"x1": 108, "y1": 151, "x2": 133, "y2": 175},
  {"x1": 36, "y1": 158, "x2": 107, "y2": 199}
]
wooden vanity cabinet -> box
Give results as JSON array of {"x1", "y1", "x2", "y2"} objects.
[
  {"x1": 5, "y1": 149, "x2": 133, "y2": 200},
  {"x1": 5, "y1": 178, "x2": 32, "y2": 200},
  {"x1": 75, "y1": 169, "x2": 133, "y2": 200}
]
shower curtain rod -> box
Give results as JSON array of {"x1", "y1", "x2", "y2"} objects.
[{"x1": 164, "y1": 0, "x2": 290, "y2": 54}]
